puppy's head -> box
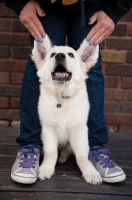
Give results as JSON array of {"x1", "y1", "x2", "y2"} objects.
[
  {"x1": 50, "y1": 46, "x2": 75, "y2": 84},
  {"x1": 32, "y1": 35, "x2": 99, "y2": 84}
]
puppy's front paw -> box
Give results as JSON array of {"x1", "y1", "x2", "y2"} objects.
[
  {"x1": 38, "y1": 166, "x2": 55, "y2": 180},
  {"x1": 84, "y1": 170, "x2": 102, "y2": 185}
]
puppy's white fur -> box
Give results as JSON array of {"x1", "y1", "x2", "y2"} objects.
[{"x1": 32, "y1": 35, "x2": 102, "y2": 184}]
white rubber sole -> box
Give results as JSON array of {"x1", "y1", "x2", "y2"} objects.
[
  {"x1": 102, "y1": 173, "x2": 126, "y2": 183},
  {"x1": 11, "y1": 173, "x2": 37, "y2": 184}
]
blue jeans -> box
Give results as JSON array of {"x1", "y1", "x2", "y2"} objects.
[{"x1": 16, "y1": 2, "x2": 108, "y2": 150}]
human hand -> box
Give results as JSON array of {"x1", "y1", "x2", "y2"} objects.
[
  {"x1": 86, "y1": 11, "x2": 115, "y2": 45},
  {"x1": 19, "y1": 0, "x2": 46, "y2": 42}
]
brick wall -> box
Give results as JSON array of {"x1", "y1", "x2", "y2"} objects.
[{"x1": 0, "y1": 2, "x2": 132, "y2": 132}]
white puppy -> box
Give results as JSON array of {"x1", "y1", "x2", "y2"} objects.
[{"x1": 32, "y1": 35, "x2": 102, "y2": 185}]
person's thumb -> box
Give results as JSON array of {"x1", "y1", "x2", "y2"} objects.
[
  {"x1": 88, "y1": 12, "x2": 98, "y2": 25},
  {"x1": 35, "y1": 2, "x2": 46, "y2": 17}
]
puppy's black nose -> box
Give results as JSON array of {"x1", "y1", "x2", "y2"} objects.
[{"x1": 55, "y1": 53, "x2": 66, "y2": 61}]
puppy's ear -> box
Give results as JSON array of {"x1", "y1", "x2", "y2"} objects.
[
  {"x1": 77, "y1": 38, "x2": 99, "y2": 71},
  {"x1": 32, "y1": 34, "x2": 52, "y2": 68}
]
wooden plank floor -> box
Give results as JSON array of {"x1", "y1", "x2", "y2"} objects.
[{"x1": 0, "y1": 127, "x2": 132, "y2": 200}]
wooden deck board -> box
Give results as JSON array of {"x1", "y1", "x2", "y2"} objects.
[
  {"x1": 0, "y1": 127, "x2": 132, "y2": 199},
  {"x1": 1, "y1": 192, "x2": 132, "y2": 200},
  {"x1": 0, "y1": 172, "x2": 132, "y2": 195}
]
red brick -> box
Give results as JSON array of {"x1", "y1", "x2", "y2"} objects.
[
  {"x1": 111, "y1": 24, "x2": 127, "y2": 36},
  {"x1": 101, "y1": 50, "x2": 126, "y2": 63},
  {"x1": 105, "y1": 89, "x2": 132, "y2": 101},
  {"x1": 11, "y1": 73, "x2": 24, "y2": 84},
  {"x1": 12, "y1": 47, "x2": 30, "y2": 59},
  {"x1": 119, "y1": 125, "x2": 132, "y2": 133},
  {"x1": 10, "y1": 60, "x2": 27, "y2": 72},
  {"x1": 0, "y1": 60, "x2": 26, "y2": 72},
  {"x1": 102, "y1": 63, "x2": 106, "y2": 75},
  {"x1": 0, "y1": 33, "x2": 30, "y2": 46},
  {"x1": 104, "y1": 76, "x2": 121, "y2": 88},
  {"x1": 0, "y1": 120, "x2": 10, "y2": 127},
  {"x1": 0, "y1": 97, "x2": 9, "y2": 108},
  {"x1": 128, "y1": 24, "x2": 132, "y2": 36},
  {"x1": 0, "y1": 2, "x2": 17, "y2": 17},
  {"x1": 0, "y1": 85, "x2": 21, "y2": 97},
  {"x1": 105, "y1": 113, "x2": 132, "y2": 125},
  {"x1": 106, "y1": 39, "x2": 132, "y2": 50},
  {"x1": 0, "y1": 19, "x2": 11, "y2": 31},
  {"x1": 104, "y1": 101, "x2": 120, "y2": 112},
  {"x1": 100, "y1": 40, "x2": 105, "y2": 50},
  {"x1": 0, "y1": 46, "x2": 10, "y2": 58},
  {"x1": 8, "y1": 8, "x2": 17, "y2": 17},
  {"x1": 0, "y1": 109, "x2": 20, "y2": 120},
  {"x1": 105, "y1": 64, "x2": 132, "y2": 76},
  {"x1": 11, "y1": 19, "x2": 27, "y2": 32},
  {"x1": 0, "y1": 2, "x2": 9, "y2": 16},
  {"x1": 107, "y1": 125, "x2": 118, "y2": 133},
  {"x1": 122, "y1": 77, "x2": 132, "y2": 89},
  {"x1": 126, "y1": 51, "x2": 132, "y2": 63},
  {"x1": 0, "y1": 72, "x2": 9, "y2": 84},
  {"x1": 120, "y1": 102, "x2": 132, "y2": 113},
  {"x1": 11, "y1": 120, "x2": 20, "y2": 127},
  {"x1": 120, "y1": 9, "x2": 132, "y2": 21},
  {"x1": 10, "y1": 97, "x2": 20, "y2": 108}
]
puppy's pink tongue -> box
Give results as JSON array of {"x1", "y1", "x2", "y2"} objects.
[{"x1": 55, "y1": 72, "x2": 69, "y2": 77}]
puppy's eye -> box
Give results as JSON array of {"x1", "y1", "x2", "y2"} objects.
[
  {"x1": 68, "y1": 53, "x2": 74, "y2": 58},
  {"x1": 50, "y1": 53, "x2": 56, "y2": 58}
]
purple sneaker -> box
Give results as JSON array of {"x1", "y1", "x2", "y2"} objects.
[
  {"x1": 89, "y1": 148, "x2": 126, "y2": 183},
  {"x1": 11, "y1": 148, "x2": 40, "y2": 184}
]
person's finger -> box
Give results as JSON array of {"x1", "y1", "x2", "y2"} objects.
[
  {"x1": 87, "y1": 27, "x2": 111, "y2": 44},
  {"x1": 21, "y1": 15, "x2": 43, "y2": 40},
  {"x1": 19, "y1": 1, "x2": 46, "y2": 40},
  {"x1": 87, "y1": 26, "x2": 113, "y2": 45},
  {"x1": 86, "y1": 11, "x2": 115, "y2": 45},
  {"x1": 24, "y1": 24, "x2": 37, "y2": 39},
  {"x1": 95, "y1": 30, "x2": 110, "y2": 43},
  {"x1": 21, "y1": 14, "x2": 46, "y2": 40},
  {"x1": 32, "y1": 17, "x2": 45, "y2": 38},
  {"x1": 25, "y1": 21, "x2": 43, "y2": 41},
  {"x1": 35, "y1": 1, "x2": 46, "y2": 17},
  {"x1": 34, "y1": 1, "x2": 46, "y2": 37},
  {"x1": 88, "y1": 12, "x2": 98, "y2": 25},
  {"x1": 87, "y1": 23, "x2": 102, "y2": 41},
  {"x1": 87, "y1": 19, "x2": 112, "y2": 41}
]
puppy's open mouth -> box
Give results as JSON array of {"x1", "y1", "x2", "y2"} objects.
[{"x1": 51, "y1": 65, "x2": 72, "y2": 83}]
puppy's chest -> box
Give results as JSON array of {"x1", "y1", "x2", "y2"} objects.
[
  {"x1": 39, "y1": 94, "x2": 80, "y2": 126},
  {"x1": 40, "y1": 97, "x2": 73, "y2": 120}
]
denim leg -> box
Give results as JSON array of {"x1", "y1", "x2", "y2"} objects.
[
  {"x1": 17, "y1": 58, "x2": 42, "y2": 150},
  {"x1": 87, "y1": 54, "x2": 108, "y2": 149},
  {"x1": 67, "y1": 4, "x2": 108, "y2": 149},
  {"x1": 17, "y1": 9, "x2": 67, "y2": 149}
]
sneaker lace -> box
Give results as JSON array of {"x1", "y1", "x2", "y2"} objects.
[
  {"x1": 19, "y1": 148, "x2": 40, "y2": 168},
  {"x1": 89, "y1": 148, "x2": 115, "y2": 168}
]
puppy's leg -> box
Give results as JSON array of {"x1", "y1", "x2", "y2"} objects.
[
  {"x1": 58, "y1": 143, "x2": 72, "y2": 164},
  {"x1": 38, "y1": 126, "x2": 58, "y2": 180},
  {"x1": 69, "y1": 126, "x2": 102, "y2": 185}
]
